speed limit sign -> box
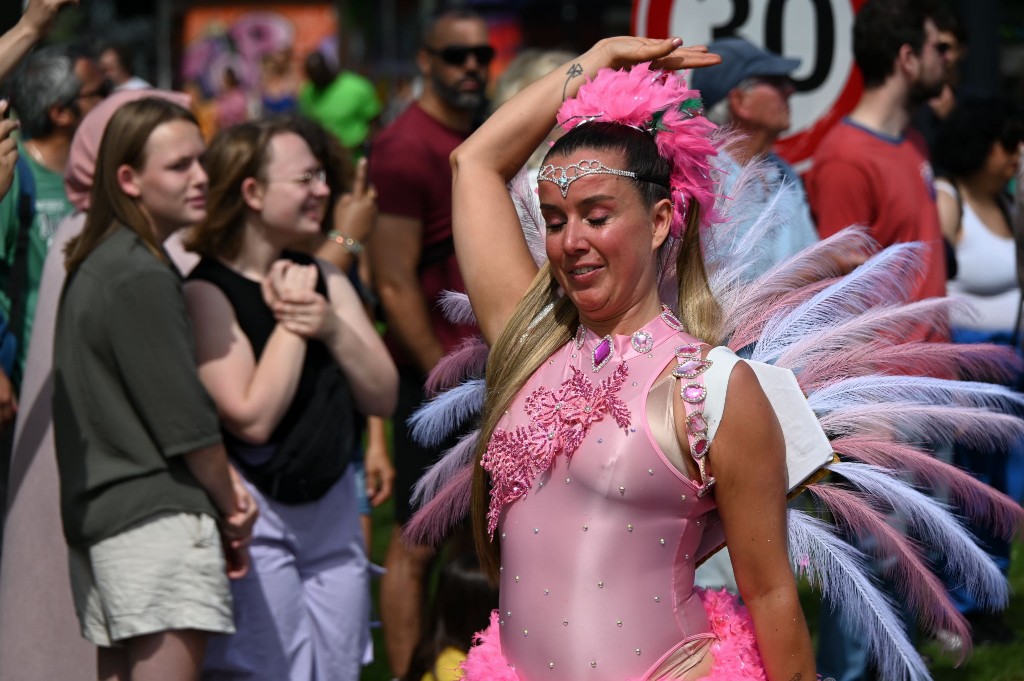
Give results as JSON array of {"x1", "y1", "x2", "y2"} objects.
[{"x1": 632, "y1": 0, "x2": 866, "y2": 168}]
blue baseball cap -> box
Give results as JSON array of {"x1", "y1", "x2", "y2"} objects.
[{"x1": 691, "y1": 37, "x2": 801, "y2": 110}]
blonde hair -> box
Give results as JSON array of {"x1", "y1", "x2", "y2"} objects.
[{"x1": 471, "y1": 193, "x2": 721, "y2": 579}]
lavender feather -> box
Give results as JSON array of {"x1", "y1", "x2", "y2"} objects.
[
  {"x1": 820, "y1": 403, "x2": 1024, "y2": 449},
  {"x1": 439, "y1": 290, "x2": 477, "y2": 326},
  {"x1": 719, "y1": 226, "x2": 876, "y2": 341},
  {"x1": 809, "y1": 375, "x2": 1024, "y2": 415},
  {"x1": 828, "y1": 461, "x2": 1008, "y2": 609},
  {"x1": 508, "y1": 165, "x2": 547, "y2": 266},
  {"x1": 411, "y1": 429, "x2": 481, "y2": 507},
  {"x1": 752, "y1": 243, "x2": 925, "y2": 362},
  {"x1": 408, "y1": 379, "x2": 485, "y2": 447},
  {"x1": 775, "y1": 298, "x2": 964, "y2": 371},
  {"x1": 788, "y1": 509, "x2": 931, "y2": 681}
]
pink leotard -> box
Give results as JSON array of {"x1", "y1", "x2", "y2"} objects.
[{"x1": 484, "y1": 312, "x2": 719, "y2": 680}]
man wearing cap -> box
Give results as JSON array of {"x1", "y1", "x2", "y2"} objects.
[{"x1": 692, "y1": 36, "x2": 817, "y2": 280}]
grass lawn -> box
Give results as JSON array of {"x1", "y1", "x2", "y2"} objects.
[{"x1": 359, "y1": 492, "x2": 1024, "y2": 681}]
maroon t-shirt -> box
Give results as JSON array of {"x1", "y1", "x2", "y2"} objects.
[{"x1": 369, "y1": 102, "x2": 477, "y2": 366}]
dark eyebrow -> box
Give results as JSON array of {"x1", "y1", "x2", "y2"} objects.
[{"x1": 540, "y1": 195, "x2": 617, "y2": 211}]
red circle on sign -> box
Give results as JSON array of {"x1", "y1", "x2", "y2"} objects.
[{"x1": 631, "y1": 0, "x2": 867, "y2": 167}]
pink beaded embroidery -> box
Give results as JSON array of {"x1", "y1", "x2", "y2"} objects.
[{"x1": 482, "y1": 363, "x2": 632, "y2": 536}]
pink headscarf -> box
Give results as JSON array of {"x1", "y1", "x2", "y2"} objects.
[{"x1": 64, "y1": 89, "x2": 192, "y2": 211}]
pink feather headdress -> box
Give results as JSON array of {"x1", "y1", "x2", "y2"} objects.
[{"x1": 555, "y1": 62, "x2": 720, "y2": 237}]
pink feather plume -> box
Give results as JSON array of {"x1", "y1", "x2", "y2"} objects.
[
  {"x1": 809, "y1": 484, "x2": 970, "y2": 659},
  {"x1": 832, "y1": 435, "x2": 1024, "y2": 540},
  {"x1": 798, "y1": 340, "x2": 1022, "y2": 393},
  {"x1": 555, "y1": 62, "x2": 719, "y2": 235},
  {"x1": 403, "y1": 464, "x2": 474, "y2": 547},
  {"x1": 425, "y1": 335, "x2": 489, "y2": 396}
]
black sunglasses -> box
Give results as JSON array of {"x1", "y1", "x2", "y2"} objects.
[{"x1": 425, "y1": 45, "x2": 495, "y2": 66}]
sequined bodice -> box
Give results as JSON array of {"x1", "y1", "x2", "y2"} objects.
[{"x1": 491, "y1": 314, "x2": 717, "y2": 680}]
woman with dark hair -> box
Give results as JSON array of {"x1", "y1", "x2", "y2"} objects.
[
  {"x1": 54, "y1": 97, "x2": 257, "y2": 680},
  {"x1": 183, "y1": 120, "x2": 397, "y2": 680},
  {"x1": 933, "y1": 100, "x2": 1023, "y2": 643},
  {"x1": 935, "y1": 101, "x2": 1022, "y2": 339}
]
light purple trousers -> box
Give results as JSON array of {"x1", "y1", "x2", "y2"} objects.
[{"x1": 203, "y1": 467, "x2": 369, "y2": 681}]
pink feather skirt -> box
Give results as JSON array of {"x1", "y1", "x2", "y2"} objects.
[{"x1": 461, "y1": 588, "x2": 768, "y2": 681}]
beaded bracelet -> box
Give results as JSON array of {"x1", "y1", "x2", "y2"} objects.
[{"x1": 327, "y1": 230, "x2": 364, "y2": 256}]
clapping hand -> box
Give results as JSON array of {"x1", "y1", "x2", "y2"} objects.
[{"x1": 264, "y1": 259, "x2": 339, "y2": 341}]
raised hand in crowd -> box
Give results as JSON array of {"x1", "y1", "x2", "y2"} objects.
[
  {"x1": 318, "y1": 156, "x2": 377, "y2": 272},
  {"x1": 0, "y1": 101, "x2": 18, "y2": 201},
  {"x1": 0, "y1": 0, "x2": 79, "y2": 81}
]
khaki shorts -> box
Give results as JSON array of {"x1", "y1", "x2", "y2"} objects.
[{"x1": 68, "y1": 511, "x2": 235, "y2": 647}]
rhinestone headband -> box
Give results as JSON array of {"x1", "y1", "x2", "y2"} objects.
[
  {"x1": 538, "y1": 160, "x2": 638, "y2": 198},
  {"x1": 554, "y1": 63, "x2": 720, "y2": 236}
]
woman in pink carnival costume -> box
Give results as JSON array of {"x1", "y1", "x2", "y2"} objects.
[{"x1": 404, "y1": 36, "x2": 1024, "y2": 681}]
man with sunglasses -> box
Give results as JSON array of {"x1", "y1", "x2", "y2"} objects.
[
  {"x1": 692, "y1": 37, "x2": 817, "y2": 282},
  {"x1": 366, "y1": 7, "x2": 492, "y2": 679}
]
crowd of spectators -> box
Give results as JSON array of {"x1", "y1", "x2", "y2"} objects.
[{"x1": 0, "y1": 1, "x2": 1020, "y2": 680}]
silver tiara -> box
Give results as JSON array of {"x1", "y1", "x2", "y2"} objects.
[{"x1": 537, "y1": 160, "x2": 638, "y2": 198}]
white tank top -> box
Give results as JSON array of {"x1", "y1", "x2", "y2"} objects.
[{"x1": 937, "y1": 179, "x2": 1020, "y2": 332}]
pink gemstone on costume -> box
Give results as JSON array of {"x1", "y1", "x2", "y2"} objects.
[
  {"x1": 674, "y1": 359, "x2": 712, "y2": 379},
  {"x1": 682, "y1": 383, "x2": 707, "y2": 403},
  {"x1": 687, "y1": 412, "x2": 707, "y2": 433},
  {"x1": 594, "y1": 338, "x2": 612, "y2": 367},
  {"x1": 692, "y1": 437, "x2": 709, "y2": 459},
  {"x1": 675, "y1": 344, "x2": 701, "y2": 358}
]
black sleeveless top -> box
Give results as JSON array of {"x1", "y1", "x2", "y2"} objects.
[{"x1": 186, "y1": 249, "x2": 333, "y2": 450}]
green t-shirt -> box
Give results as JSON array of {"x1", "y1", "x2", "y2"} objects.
[
  {"x1": 53, "y1": 226, "x2": 221, "y2": 547},
  {"x1": 299, "y1": 71, "x2": 382, "y2": 149},
  {"x1": 0, "y1": 150, "x2": 74, "y2": 377}
]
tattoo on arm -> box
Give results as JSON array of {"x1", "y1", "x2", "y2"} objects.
[
  {"x1": 562, "y1": 63, "x2": 584, "y2": 101},
  {"x1": 787, "y1": 675, "x2": 802, "y2": 681}
]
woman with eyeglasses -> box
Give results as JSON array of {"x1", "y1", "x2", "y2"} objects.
[
  {"x1": 183, "y1": 119, "x2": 398, "y2": 681},
  {"x1": 932, "y1": 100, "x2": 1024, "y2": 645}
]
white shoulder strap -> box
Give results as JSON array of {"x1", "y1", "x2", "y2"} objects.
[
  {"x1": 703, "y1": 346, "x2": 741, "y2": 443},
  {"x1": 703, "y1": 347, "x2": 834, "y2": 488}
]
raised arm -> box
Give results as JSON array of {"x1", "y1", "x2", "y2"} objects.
[
  {"x1": 450, "y1": 37, "x2": 719, "y2": 344},
  {"x1": 0, "y1": 0, "x2": 77, "y2": 81},
  {"x1": 708, "y1": 362, "x2": 815, "y2": 680}
]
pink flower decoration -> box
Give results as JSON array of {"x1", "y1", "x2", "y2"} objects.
[
  {"x1": 555, "y1": 62, "x2": 720, "y2": 237},
  {"x1": 482, "y1": 364, "x2": 632, "y2": 535}
]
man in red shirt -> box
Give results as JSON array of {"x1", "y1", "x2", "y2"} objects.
[
  {"x1": 807, "y1": 0, "x2": 948, "y2": 303},
  {"x1": 810, "y1": 5, "x2": 946, "y2": 678},
  {"x1": 367, "y1": 8, "x2": 491, "y2": 678}
]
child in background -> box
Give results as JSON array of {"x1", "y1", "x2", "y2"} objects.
[{"x1": 405, "y1": 552, "x2": 498, "y2": 681}]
